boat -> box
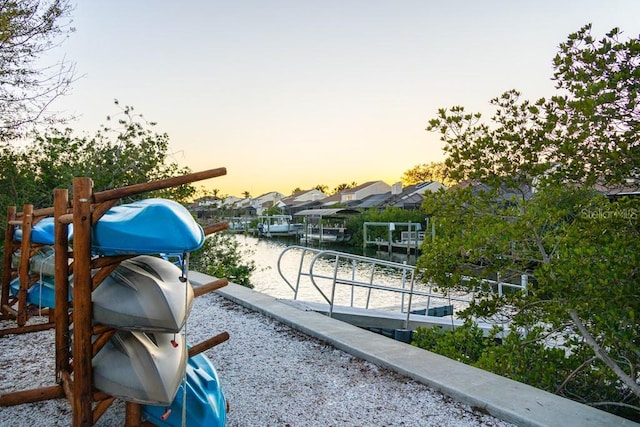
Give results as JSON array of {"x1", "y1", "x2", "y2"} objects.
[
  {"x1": 143, "y1": 352, "x2": 227, "y2": 427},
  {"x1": 9, "y1": 276, "x2": 69, "y2": 308},
  {"x1": 257, "y1": 215, "x2": 303, "y2": 237},
  {"x1": 91, "y1": 198, "x2": 205, "y2": 256},
  {"x1": 92, "y1": 330, "x2": 186, "y2": 406},
  {"x1": 301, "y1": 226, "x2": 351, "y2": 243},
  {"x1": 90, "y1": 255, "x2": 194, "y2": 332},
  {"x1": 15, "y1": 198, "x2": 205, "y2": 256},
  {"x1": 11, "y1": 246, "x2": 57, "y2": 277},
  {"x1": 14, "y1": 217, "x2": 58, "y2": 245}
]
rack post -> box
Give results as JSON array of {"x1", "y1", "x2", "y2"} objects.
[{"x1": 72, "y1": 177, "x2": 94, "y2": 427}]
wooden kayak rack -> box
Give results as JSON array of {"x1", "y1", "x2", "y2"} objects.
[
  {"x1": 1, "y1": 204, "x2": 58, "y2": 333},
  {"x1": 0, "y1": 167, "x2": 230, "y2": 426}
]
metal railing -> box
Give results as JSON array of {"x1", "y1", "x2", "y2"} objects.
[{"x1": 277, "y1": 246, "x2": 527, "y2": 329}]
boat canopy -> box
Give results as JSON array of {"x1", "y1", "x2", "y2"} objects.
[{"x1": 293, "y1": 208, "x2": 360, "y2": 218}]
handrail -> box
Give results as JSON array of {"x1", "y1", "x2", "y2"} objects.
[{"x1": 277, "y1": 245, "x2": 527, "y2": 329}]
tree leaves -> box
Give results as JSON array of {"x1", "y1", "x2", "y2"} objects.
[{"x1": 418, "y1": 25, "x2": 640, "y2": 419}]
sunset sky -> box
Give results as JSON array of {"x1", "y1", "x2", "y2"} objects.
[{"x1": 46, "y1": 1, "x2": 640, "y2": 197}]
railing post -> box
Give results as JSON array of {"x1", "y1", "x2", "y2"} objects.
[{"x1": 328, "y1": 253, "x2": 340, "y2": 317}]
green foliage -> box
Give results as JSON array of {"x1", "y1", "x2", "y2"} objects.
[
  {"x1": 401, "y1": 161, "x2": 457, "y2": 187},
  {"x1": 190, "y1": 233, "x2": 256, "y2": 288},
  {"x1": 346, "y1": 206, "x2": 426, "y2": 247},
  {"x1": 419, "y1": 25, "x2": 640, "y2": 420},
  {"x1": 427, "y1": 25, "x2": 640, "y2": 190},
  {"x1": 0, "y1": 102, "x2": 195, "y2": 210},
  {"x1": 412, "y1": 321, "x2": 495, "y2": 364}
]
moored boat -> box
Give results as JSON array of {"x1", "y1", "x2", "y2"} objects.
[{"x1": 257, "y1": 214, "x2": 303, "y2": 236}]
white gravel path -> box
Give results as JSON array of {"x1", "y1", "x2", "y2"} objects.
[{"x1": 0, "y1": 292, "x2": 514, "y2": 426}]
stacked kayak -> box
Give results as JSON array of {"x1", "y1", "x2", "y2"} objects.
[
  {"x1": 93, "y1": 330, "x2": 186, "y2": 405},
  {"x1": 12, "y1": 198, "x2": 226, "y2": 424},
  {"x1": 12, "y1": 245, "x2": 58, "y2": 277},
  {"x1": 9, "y1": 246, "x2": 68, "y2": 308},
  {"x1": 90, "y1": 255, "x2": 193, "y2": 332},
  {"x1": 14, "y1": 217, "x2": 58, "y2": 245},
  {"x1": 9, "y1": 276, "x2": 63, "y2": 309},
  {"x1": 15, "y1": 198, "x2": 205, "y2": 255},
  {"x1": 90, "y1": 198, "x2": 205, "y2": 256},
  {"x1": 143, "y1": 352, "x2": 227, "y2": 426}
]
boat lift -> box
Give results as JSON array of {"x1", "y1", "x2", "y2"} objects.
[
  {"x1": 362, "y1": 221, "x2": 427, "y2": 255},
  {"x1": 277, "y1": 245, "x2": 528, "y2": 337}
]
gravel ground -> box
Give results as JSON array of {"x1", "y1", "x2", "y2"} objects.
[{"x1": 0, "y1": 292, "x2": 514, "y2": 426}]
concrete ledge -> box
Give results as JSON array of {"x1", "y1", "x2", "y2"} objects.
[{"x1": 190, "y1": 272, "x2": 638, "y2": 427}]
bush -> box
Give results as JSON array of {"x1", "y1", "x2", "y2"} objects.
[{"x1": 190, "y1": 232, "x2": 256, "y2": 288}]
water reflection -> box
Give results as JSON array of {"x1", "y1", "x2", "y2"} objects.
[{"x1": 233, "y1": 235, "x2": 419, "y2": 300}]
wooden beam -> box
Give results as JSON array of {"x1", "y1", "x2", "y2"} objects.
[
  {"x1": 93, "y1": 396, "x2": 116, "y2": 425},
  {"x1": 193, "y1": 278, "x2": 228, "y2": 298},
  {"x1": 17, "y1": 204, "x2": 33, "y2": 327},
  {"x1": 188, "y1": 331, "x2": 230, "y2": 357},
  {"x1": 0, "y1": 321, "x2": 55, "y2": 337},
  {"x1": 0, "y1": 385, "x2": 64, "y2": 406},
  {"x1": 125, "y1": 402, "x2": 142, "y2": 427},
  {"x1": 92, "y1": 167, "x2": 227, "y2": 204},
  {"x1": 61, "y1": 370, "x2": 74, "y2": 402},
  {"x1": 203, "y1": 221, "x2": 229, "y2": 236}
]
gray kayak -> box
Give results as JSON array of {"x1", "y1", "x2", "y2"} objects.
[
  {"x1": 11, "y1": 245, "x2": 58, "y2": 277},
  {"x1": 93, "y1": 330, "x2": 187, "y2": 405},
  {"x1": 91, "y1": 255, "x2": 194, "y2": 333}
]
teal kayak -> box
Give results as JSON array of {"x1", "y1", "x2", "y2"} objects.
[
  {"x1": 15, "y1": 199, "x2": 204, "y2": 256},
  {"x1": 91, "y1": 198, "x2": 204, "y2": 256},
  {"x1": 9, "y1": 276, "x2": 69, "y2": 309},
  {"x1": 143, "y1": 352, "x2": 227, "y2": 427},
  {"x1": 14, "y1": 217, "x2": 57, "y2": 245}
]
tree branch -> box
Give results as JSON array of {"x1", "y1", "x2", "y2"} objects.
[{"x1": 569, "y1": 309, "x2": 640, "y2": 399}]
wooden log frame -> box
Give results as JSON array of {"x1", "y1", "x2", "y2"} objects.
[
  {"x1": 58, "y1": 167, "x2": 229, "y2": 427},
  {"x1": 1, "y1": 168, "x2": 232, "y2": 427},
  {"x1": 0, "y1": 204, "x2": 59, "y2": 334}
]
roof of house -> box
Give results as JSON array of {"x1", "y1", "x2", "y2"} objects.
[{"x1": 293, "y1": 208, "x2": 361, "y2": 217}]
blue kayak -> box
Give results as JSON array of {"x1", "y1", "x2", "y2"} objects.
[
  {"x1": 143, "y1": 352, "x2": 227, "y2": 427},
  {"x1": 91, "y1": 198, "x2": 204, "y2": 256},
  {"x1": 14, "y1": 217, "x2": 58, "y2": 245},
  {"x1": 15, "y1": 199, "x2": 204, "y2": 256},
  {"x1": 9, "y1": 276, "x2": 70, "y2": 308}
]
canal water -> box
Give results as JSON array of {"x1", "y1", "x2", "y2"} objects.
[{"x1": 230, "y1": 235, "x2": 439, "y2": 310}]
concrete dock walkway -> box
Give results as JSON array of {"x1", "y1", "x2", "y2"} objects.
[{"x1": 189, "y1": 272, "x2": 638, "y2": 427}]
